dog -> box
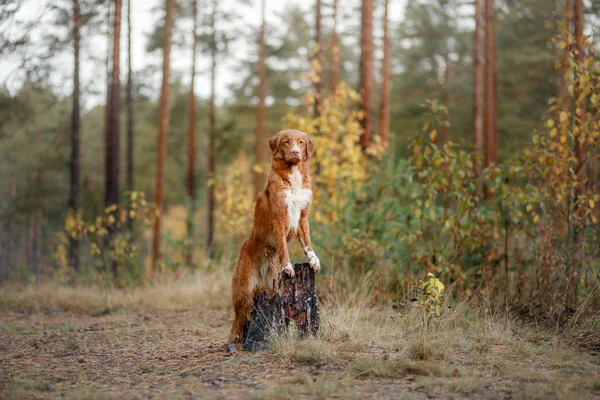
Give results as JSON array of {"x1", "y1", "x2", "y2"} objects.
[{"x1": 229, "y1": 129, "x2": 321, "y2": 343}]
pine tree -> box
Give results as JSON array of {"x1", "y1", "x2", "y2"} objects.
[
  {"x1": 472, "y1": 0, "x2": 484, "y2": 178},
  {"x1": 484, "y1": 0, "x2": 498, "y2": 199},
  {"x1": 186, "y1": 0, "x2": 199, "y2": 266},
  {"x1": 378, "y1": 0, "x2": 390, "y2": 150},
  {"x1": 206, "y1": 0, "x2": 218, "y2": 258},
  {"x1": 573, "y1": 0, "x2": 584, "y2": 184},
  {"x1": 152, "y1": 0, "x2": 176, "y2": 272},
  {"x1": 106, "y1": 0, "x2": 122, "y2": 277},
  {"x1": 126, "y1": 0, "x2": 134, "y2": 231},
  {"x1": 359, "y1": 0, "x2": 374, "y2": 151},
  {"x1": 313, "y1": 0, "x2": 322, "y2": 118},
  {"x1": 68, "y1": 0, "x2": 81, "y2": 271},
  {"x1": 253, "y1": 0, "x2": 268, "y2": 199},
  {"x1": 330, "y1": 0, "x2": 340, "y2": 91}
]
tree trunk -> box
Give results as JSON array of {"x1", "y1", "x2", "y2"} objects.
[
  {"x1": 571, "y1": 0, "x2": 585, "y2": 306},
  {"x1": 484, "y1": 0, "x2": 498, "y2": 199},
  {"x1": 126, "y1": 0, "x2": 134, "y2": 231},
  {"x1": 104, "y1": 1, "x2": 112, "y2": 215},
  {"x1": 378, "y1": 0, "x2": 390, "y2": 150},
  {"x1": 313, "y1": 0, "x2": 322, "y2": 119},
  {"x1": 243, "y1": 263, "x2": 320, "y2": 352},
  {"x1": 559, "y1": 0, "x2": 571, "y2": 118},
  {"x1": 473, "y1": 0, "x2": 485, "y2": 179},
  {"x1": 186, "y1": 0, "x2": 198, "y2": 266},
  {"x1": 68, "y1": 0, "x2": 81, "y2": 272},
  {"x1": 359, "y1": 0, "x2": 374, "y2": 151},
  {"x1": 152, "y1": 0, "x2": 176, "y2": 272},
  {"x1": 106, "y1": 0, "x2": 122, "y2": 278},
  {"x1": 330, "y1": 0, "x2": 340, "y2": 91},
  {"x1": 206, "y1": 0, "x2": 217, "y2": 259},
  {"x1": 573, "y1": 0, "x2": 585, "y2": 183},
  {"x1": 253, "y1": 0, "x2": 268, "y2": 200}
]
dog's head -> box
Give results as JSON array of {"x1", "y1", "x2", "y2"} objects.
[{"x1": 269, "y1": 130, "x2": 314, "y2": 164}]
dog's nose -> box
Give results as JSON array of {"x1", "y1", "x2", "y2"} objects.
[{"x1": 291, "y1": 149, "x2": 300, "y2": 155}]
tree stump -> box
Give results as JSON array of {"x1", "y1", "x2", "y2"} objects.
[{"x1": 243, "y1": 263, "x2": 320, "y2": 352}]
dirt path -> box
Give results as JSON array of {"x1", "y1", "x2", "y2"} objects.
[{"x1": 1, "y1": 307, "x2": 599, "y2": 399}]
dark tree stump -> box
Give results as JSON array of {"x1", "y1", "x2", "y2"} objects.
[{"x1": 243, "y1": 263, "x2": 320, "y2": 352}]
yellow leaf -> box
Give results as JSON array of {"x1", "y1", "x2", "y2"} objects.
[
  {"x1": 430, "y1": 130, "x2": 438, "y2": 143},
  {"x1": 590, "y1": 199, "x2": 596, "y2": 209},
  {"x1": 560, "y1": 135, "x2": 567, "y2": 144},
  {"x1": 550, "y1": 128, "x2": 557, "y2": 138},
  {"x1": 546, "y1": 119, "x2": 555, "y2": 128},
  {"x1": 559, "y1": 112, "x2": 568, "y2": 123},
  {"x1": 533, "y1": 214, "x2": 540, "y2": 224},
  {"x1": 526, "y1": 204, "x2": 533, "y2": 212}
]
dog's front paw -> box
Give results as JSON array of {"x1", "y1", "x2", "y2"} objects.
[
  {"x1": 282, "y1": 263, "x2": 295, "y2": 277},
  {"x1": 306, "y1": 251, "x2": 321, "y2": 273}
]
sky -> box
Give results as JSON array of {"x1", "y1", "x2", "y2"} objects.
[{"x1": 0, "y1": 0, "x2": 406, "y2": 110}]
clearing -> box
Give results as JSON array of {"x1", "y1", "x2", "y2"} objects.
[{"x1": 1, "y1": 272, "x2": 599, "y2": 399}]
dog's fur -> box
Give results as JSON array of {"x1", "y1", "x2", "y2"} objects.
[{"x1": 229, "y1": 129, "x2": 320, "y2": 343}]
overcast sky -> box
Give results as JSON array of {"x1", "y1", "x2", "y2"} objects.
[{"x1": 0, "y1": 0, "x2": 406, "y2": 109}]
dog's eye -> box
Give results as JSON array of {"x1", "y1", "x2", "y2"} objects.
[{"x1": 299, "y1": 141, "x2": 303, "y2": 144}]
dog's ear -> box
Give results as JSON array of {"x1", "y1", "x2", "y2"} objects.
[
  {"x1": 305, "y1": 135, "x2": 315, "y2": 159},
  {"x1": 268, "y1": 133, "x2": 281, "y2": 155}
]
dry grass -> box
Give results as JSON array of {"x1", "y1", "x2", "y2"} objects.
[
  {"x1": 1, "y1": 273, "x2": 600, "y2": 399},
  {"x1": 0, "y1": 269, "x2": 231, "y2": 315}
]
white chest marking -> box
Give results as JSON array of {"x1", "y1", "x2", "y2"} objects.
[{"x1": 284, "y1": 166, "x2": 312, "y2": 232}]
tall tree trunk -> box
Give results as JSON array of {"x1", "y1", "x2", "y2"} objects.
[
  {"x1": 330, "y1": 0, "x2": 340, "y2": 91},
  {"x1": 472, "y1": 0, "x2": 485, "y2": 179},
  {"x1": 206, "y1": 0, "x2": 217, "y2": 259},
  {"x1": 253, "y1": 0, "x2": 268, "y2": 199},
  {"x1": 186, "y1": 0, "x2": 199, "y2": 266},
  {"x1": 126, "y1": 0, "x2": 134, "y2": 231},
  {"x1": 68, "y1": 0, "x2": 81, "y2": 271},
  {"x1": 484, "y1": 0, "x2": 498, "y2": 199},
  {"x1": 378, "y1": 0, "x2": 390, "y2": 150},
  {"x1": 571, "y1": 0, "x2": 585, "y2": 306},
  {"x1": 313, "y1": 0, "x2": 322, "y2": 119},
  {"x1": 559, "y1": 0, "x2": 571, "y2": 117},
  {"x1": 359, "y1": 0, "x2": 374, "y2": 151},
  {"x1": 573, "y1": 0, "x2": 585, "y2": 183},
  {"x1": 104, "y1": 2, "x2": 112, "y2": 211},
  {"x1": 151, "y1": 0, "x2": 176, "y2": 272},
  {"x1": 106, "y1": 0, "x2": 122, "y2": 277}
]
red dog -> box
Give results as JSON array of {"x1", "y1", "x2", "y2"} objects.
[{"x1": 229, "y1": 129, "x2": 320, "y2": 343}]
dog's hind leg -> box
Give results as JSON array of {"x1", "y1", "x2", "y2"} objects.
[{"x1": 229, "y1": 258, "x2": 258, "y2": 343}]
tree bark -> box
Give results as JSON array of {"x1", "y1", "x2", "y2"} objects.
[
  {"x1": 126, "y1": 0, "x2": 134, "y2": 231},
  {"x1": 152, "y1": 0, "x2": 176, "y2": 272},
  {"x1": 206, "y1": 0, "x2": 217, "y2": 259},
  {"x1": 484, "y1": 0, "x2": 498, "y2": 199},
  {"x1": 330, "y1": 0, "x2": 340, "y2": 91},
  {"x1": 472, "y1": 0, "x2": 485, "y2": 179},
  {"x1": 559, "y1": 0, "x2": 571, "y2": 117},
  {"x1": 106, "y1": 0, "x2": 122, "y2": 278},
  {"x1": 68, "y1": 0, "x2": 81, "y2": 271},
  {"x1": 104, "y1": 1, "x2": 112, "y2": 216},
  {"x1": 378, "y1": 0, "x2": 390, "y2": 150},
  {"x1": 253, "y1": 0, "x2": 268, "y2": 200},
  {"x1": 243, "y1": 263, "x2": 320, "y2": 352},
  {"x1": 186, "y1": 0, "x2": 198, "y2": 266},
  {"x1": 313, "y1": 0, "x2": 322, "y2": 119},
  {"x1": 573, "y1": 0, "x2": 585, "y2": 182},
  {"x1": 359, "y1": 0, "x2": 374, "y2": 151},
  {"x1": 571, "y1": 0, "x2": 585, "y2": 306}
]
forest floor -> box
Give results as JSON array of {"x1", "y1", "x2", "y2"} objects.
[{"x1": 1, "y1": 271, "x2": 600, "y2": 399}]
